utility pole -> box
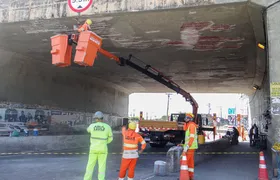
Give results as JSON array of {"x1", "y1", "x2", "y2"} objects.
[
  {"x1": 207, "y1": 103, "x2": 211, "y2": 114},
  {"x1": 166, "y1": 93, "x2": 172, "y2": 121}
]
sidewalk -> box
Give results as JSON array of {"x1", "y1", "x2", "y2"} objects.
[{"x1": 264, "y1": 147, "x2": 277, "y2": 180}]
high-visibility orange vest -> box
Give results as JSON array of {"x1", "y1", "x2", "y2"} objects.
[
  {"x1": 122, "y1": 128, "x2": 146, "y2": 159},
  {"x1": 184, "y1": 121, "x2": 198, "y2": 149},
  {"x1": 77, "y1": 23, "x2": 90, "y2": 32}
]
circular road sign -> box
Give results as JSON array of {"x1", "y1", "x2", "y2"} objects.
[{"x1": 68, "y1": 0, "x2": 93, "y2": 13}]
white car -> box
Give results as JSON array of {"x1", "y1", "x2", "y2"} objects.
[{"x1": 0, "y1": 123, "x2": 13, "y2": 136}]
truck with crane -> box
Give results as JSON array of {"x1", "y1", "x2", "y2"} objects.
[{"x1": 50, "y1": 19, "x2": 215, "y2": 147}]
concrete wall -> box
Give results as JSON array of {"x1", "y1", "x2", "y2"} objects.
[
  {"x1": 249, "y1": 1, "x2": 280, "y2": 151},
  {"x1": 0, "y1": 135, "x2": 90, "y2": 153},
  {"x1": 0, "y1": 132, "x2": 123, "y2": 153},
  {"x1": 266, "y1": 1, "x2": 280, "y2": 148},
  {"x1": 0, "y1": 134, "x2": 231, "y2": 155},
  {"x1": 0, "y1": 0, "x2": 247, "y2": 23},
  {"x1": 249, "y1": 71, "x2": 270, "y2": 135},
  {"x1": 0, "y1": 48, "x2": 129, "y2": 129},
  {"x1": 248, "y1": 0, "x2": 269, "y2": 138}
]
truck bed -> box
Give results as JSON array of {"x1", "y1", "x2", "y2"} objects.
[{"x1": 139, "y1": 120, "x2": 180, "y2": 131}]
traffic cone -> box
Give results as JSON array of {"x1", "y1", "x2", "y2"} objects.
[
  {"x1": 258, "y1": 151, "x2": 269, "y2": 180},
  {"x1": 219, "y1": 133, "x2": 222, "y2": 139},
  {"x1": 179, "y1": 152, "x2": 190, "y2": 180}
]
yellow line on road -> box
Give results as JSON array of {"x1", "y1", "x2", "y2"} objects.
[{"x1": 0, "y1": 152, "x2": 259, "y2": 156}]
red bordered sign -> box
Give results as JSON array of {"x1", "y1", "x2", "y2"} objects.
[{"x1": 68, "y1": 0, "x2": 93, "y2": 13}]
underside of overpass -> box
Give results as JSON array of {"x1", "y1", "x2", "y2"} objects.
[
  {"x1": 0, "y1": 0, "x2": 279, "y2": 151},
  {"x1": 0, "y1": 1, "x2": 266, "y2": 95}
]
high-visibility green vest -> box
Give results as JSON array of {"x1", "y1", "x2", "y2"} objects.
[
  {"x1": 87, "y1": 122, "x2": 113, "y2": 153},
  {"x1": 184, "y1": 123, "x2": 198, "y2": 149}
]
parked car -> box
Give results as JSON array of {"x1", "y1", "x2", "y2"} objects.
[{"x1": 0, "y1": 123, "x2": 13, "y2": 136}]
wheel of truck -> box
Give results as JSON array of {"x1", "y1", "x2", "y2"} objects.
[{"x1": 149, "y1": 142, "x2": 167, "y2": 148}]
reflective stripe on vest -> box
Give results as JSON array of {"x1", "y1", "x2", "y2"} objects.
[
  {"x1": 91, "y1": 137, "x2": 108, "y2": 140},
  {"x1": 122, "y1": 149, "x2": 139, "y2": 159},
  {"x1": 185, "y1": 123, "x2": 198, "y2": 149},
  {"x1": 123, "y1": 143, "x2": 138, "y2": 148}
]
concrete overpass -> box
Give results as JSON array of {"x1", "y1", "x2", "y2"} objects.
[{"x1": 0, "y1": 0, "x2": 279, "y2": 150}]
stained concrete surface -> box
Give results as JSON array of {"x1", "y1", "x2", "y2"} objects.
[
  {"x1": 0, "y1": 0, "x2": 249, "y2": 23},
  {"x1": 0, "y1": 49, "x2": 129, "y2": 117},
  {"x1": 0, "y1": 142, "x2": 272, "y2": 180},
  {"x1": 0, "y1": 2, "x2": 265, "y2": 95}
]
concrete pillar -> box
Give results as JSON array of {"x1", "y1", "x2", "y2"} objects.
[{"x1": 267, "y1": 1, "x2": 280, "y2": 146}]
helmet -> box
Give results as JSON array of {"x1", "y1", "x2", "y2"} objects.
[
  {"x1": 128, "y1": 122, "x2": 136, "y2": 130},
  {"x1": 185, "y1": 113, "x2": 194, "y2": 121},
  {"x1": 86, "y1": 19, "x2": 92, "y2": 25},
  {"x1": 93, "y1": 111, "x2": 104, "y2": 120}
]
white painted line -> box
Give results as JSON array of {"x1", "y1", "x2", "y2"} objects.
[{"x1": 141, "y1": 175, "x2": 155, "y2": 180}]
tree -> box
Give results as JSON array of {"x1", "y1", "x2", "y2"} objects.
[{"x1": 161, "y1": 115, "x2": 168, "y2": 121}]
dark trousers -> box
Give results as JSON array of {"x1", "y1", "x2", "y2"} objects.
[{"x1": 249, "y1": 135, "x2": 253, "y2": 146}]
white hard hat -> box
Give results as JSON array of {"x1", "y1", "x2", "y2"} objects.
[{"x1": 94, "y1": 111, "x2": 104, "y2": 120}]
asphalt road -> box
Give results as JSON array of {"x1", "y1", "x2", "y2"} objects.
[{"x1": 1, "y1": 140, "x2": 275, "y2": 180}]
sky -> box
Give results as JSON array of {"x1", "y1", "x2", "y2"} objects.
[{"x1": 128, "y1": 93, "x2": 249, "y2": 119}]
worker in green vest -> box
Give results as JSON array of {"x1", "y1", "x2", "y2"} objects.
[
  {"x1": 183, "y1": 113, "x2": 198, "y2": 180},
  {"x1": 84, "y1": 111, "x2": 113, "y2": 180}
]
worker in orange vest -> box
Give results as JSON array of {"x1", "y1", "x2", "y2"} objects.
[
  {"x1": 77, "y1": 19, "x2": 92, "y2": 32},
  {"x1": 241, "y1": 125, "x2": 246, "y2": 141},
  {"x1": 118, "y1": 122, "x2": 147, "y2": 180},
  {"x1": 180, "y1": 113, "x2": 198, "y2": 180}
]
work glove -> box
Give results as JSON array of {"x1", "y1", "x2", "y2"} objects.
[{"x1": 183, "y1": 145, "x2": 189, "y2": 152}]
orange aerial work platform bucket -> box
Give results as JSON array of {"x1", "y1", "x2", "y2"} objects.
[
  {"x1": 50, "y1": 34, "x2": 72, "y2": 67},
  {"x1": 74, "y1": 31, "x2": 103, "y2": 66}
]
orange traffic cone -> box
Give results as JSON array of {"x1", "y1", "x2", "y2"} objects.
[
  {"x1": 179, "y1": 152, "x2": 190, "y2": 180},
  {"x1": 219, "y1": 134, "x2": 222, "y2": 139},
  {"x1": 258, "y1": 151, "x2": 269, "y2": 180}
]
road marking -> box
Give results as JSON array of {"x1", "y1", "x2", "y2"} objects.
[
  {"x1": 0, "y1": 151, "x2": 259, "y2": 156},
  {"x1": 141, "y1": 175, "x2": 155, "y2": 180}
]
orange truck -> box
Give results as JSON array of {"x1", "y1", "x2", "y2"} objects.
[
  {"x1": 50, "y1": 21, "x2": 214, "y2": 147},
  {"x1": 138, "y1": 113, "x2": 214, "y2": 147}
]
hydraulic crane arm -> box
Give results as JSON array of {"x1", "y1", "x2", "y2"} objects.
[{"x1": 99, "y1": 48, "x2": 199, "y2": 120}]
